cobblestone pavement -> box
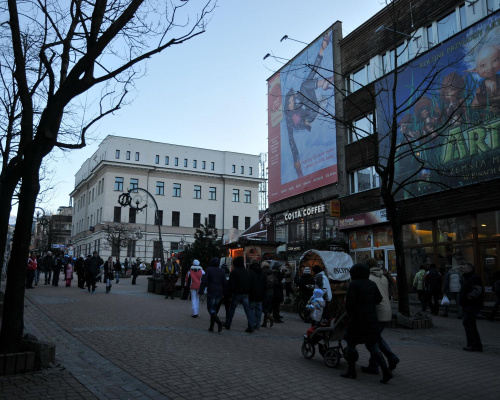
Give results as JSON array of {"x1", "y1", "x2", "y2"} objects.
[{"x1": 1, "y1": 275, "x2": 500, "y2": 399}]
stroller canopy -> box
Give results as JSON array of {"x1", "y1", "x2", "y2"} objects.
[{"x1": 299, "y1": 250, "x2": 353, "y2": 282}]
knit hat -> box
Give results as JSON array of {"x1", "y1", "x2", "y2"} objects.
[
  {"x1": 303, "y1": 267, "x2": 311, "y2": 274},
  {"x1": 193, "y1": 259, "x2": 200, "y2": 266},
  {"x1": 313, "y1": 288, "x2": 324, "y2": 298}
]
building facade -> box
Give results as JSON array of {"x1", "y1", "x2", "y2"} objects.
[
  {"x1": 70, "y1": 135, "x2": 262, "y2": 261},
  {"x1": 267, "y1": 0, "x2": 500, "y2": 295}
]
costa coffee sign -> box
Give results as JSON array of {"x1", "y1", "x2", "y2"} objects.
[{"x1": 284, "y1": 204, "x2": 326, "y2": 221}]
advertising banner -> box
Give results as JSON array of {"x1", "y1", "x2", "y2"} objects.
[
  {"x1": 376, "y1": 12, "x2": 500, "y2": 200},
  {"x1": 268, "y1": 28, "x2": 338, "y2": 204}
]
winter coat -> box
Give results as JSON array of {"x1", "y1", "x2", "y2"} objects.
[
  {"x1": 249, "y1": 263, "x2": 266, "y2": 302},
  {"x1": 228, "y1": 264, "x2": 252, "y2": 295},
  {"x1": 443, "y1": 269, "x2": 463, "y2": 294},
  {"x1": 424, "y1": 267, "x2": 442, "y2": 293},
  {"x1": 186, "y1": 265, "x2": 204, "y2": 291},
  {"x1": 307, "y1": 293, "x2": 325, "y2": 322},
  {"x1": 200, "y1": 266, "x2": 226, "y2": 296},
  {"x1": 42, "y1": 255, "x2": 52, "y2": 272},
  {"x1": 113, "y1": 261, "x2": 122, "y2": 272},
  {"x1": 282, "y1": 264, "x2": 293, "y2": 283},
  {"x1": 368, "y1": 267, "x2": 392, "y2": 323},
  {"x1": 89, "y1": 255, "x2": 104, "y2": 276},
  {"x1": 460, "y1": 271, "x2": 484, "y2": 309},
  {"x1": 413, "y1": 268, "x2": 426, "y2": 291},
  {"x1": 28, "y1": 257, "x2": 37, "y2": 271},
  {"x1": 298, "y1": 274, "x2": 315, "y2": 300},
  {"x1": 103, "y1": 261, "x2": 115, "y2": 279},
  {"x1": 314, "y1": 271, "x2": 332, "y2": 301},
  {"x1": 65, "y1": 265, "x2": 73, "y2": 279},
  {"x1": 272, "y1": 270, "x2": 284, "y2": 303},
  {"x1": 344, "y1": 264, "x2": 382, "y2": 345},
  {"x1": 263, "y1": 266, "x2": 275, "y2": 295}
]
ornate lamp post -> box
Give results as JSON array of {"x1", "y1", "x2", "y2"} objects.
[{"x1": 118, "y1": 188, "x2": 165, "y2": 270}]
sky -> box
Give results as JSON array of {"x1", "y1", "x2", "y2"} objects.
[{"x1": 36, "y1": 0, "x2": 386, "y2": 214}]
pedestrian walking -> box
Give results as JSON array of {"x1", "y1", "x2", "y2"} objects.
[
  {"x1": 340, "y1": 263, "x2": 393, "y2": 384},
  {"x1": 35, "y1": 254, "x2": 42, "y2": 285},
  {"x1": 131, "y1": 259, "x2": 140, "y2": 285},
  {"x1": 460, "y1": 263, "x2": 484, "y2": 352},
  {"x1": 164, "y1": 258, "x2": 179, "y2": 299},
  {"x1": 114, "y1": 257, "x2": 122, "y2": 283},
  {"x1": 216, "y1": 263, "x2": 231, "y2": 319},
  {"x1": 271, "y1": 261, "x2": 285, "y2": 323},
  {"x1": 424, "y1": 263, "x2": 442, "y2": 315},
  {"x1": 413, "y1": 265, "x2": 427, "y2": 311},
  {"x1": 224, "y1": 256, "x2": 255, "y2": 332},
  {"x1": 249, "y1": 260, "x2": 266, "y2": 330},
  {"x1": 42, "y1": 251, "x2": 52, "y2": 285},
  {"x1": 282, "y1": 262, "x2": 293, "y2": 298},
  {"x1": 443, "y1": 265, "x2": 463, "y2": 318},
  {"x1": 199, "y1": 257, "x2": 226, "y2": 332},
  {"x1": 65, "y1": 262, "x2": 73, "y2": 287},
  {"x1": 26, "y1": 252, "x2": 37, "y2": 289},
  {"x1": 103, "y1": 256, "x2": 115, "y2": 293},
  {"x1": 261, "y1": 261, "x2": 275, "y2": 327},
  {"x1": 361, "y1": 258, "x2": 400, "y2": 375},
  {"x1": 86, "y1": 251, "x2": 103, "y2": 293},
  {"x1": 186, "y1": 259, "x2": 204, "y2": 317},
  {"x1": 75, "y1": 255, "x2": 85, "y2": 289},
  {"x1": 52, "y1": 252, "x2": 62, "y2": 286}
]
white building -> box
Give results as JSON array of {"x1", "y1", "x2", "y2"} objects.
[{"x1": 70, "y1": 135, "x2": 263, "y2": 261}]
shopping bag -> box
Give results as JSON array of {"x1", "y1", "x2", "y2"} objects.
[{"x1": 441, "y1": 295, "x2": 450, "y2": 306}]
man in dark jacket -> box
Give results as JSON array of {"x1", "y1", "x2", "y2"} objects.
[
  {"x1": 224, "y1": 256, "x2": 255, "y2": 333},
  {"x1": 249, "y1": 261, "x2": 266, "y2": 330},
  {"x1": 86, "y1": 251, "x2": 103, "y2": 293},
  {"x1": 199, "y1": 257, "x2": 226, "y2": 332},
  {"x1": 460, "y1": 263, "x2": 484, "y2": 352},
  {"x1": 42, "y1": 252, "x2": 52, "y2": 285},
  {"x1": 424, "y1": 263, "x2": 442, "y2": 315},
  {"x1": 75, "y1": 255, "x2": 85, "y2": 289},
  {"x1": 51, "y1": 252, "x2": 62, "y2": 286},
  {"x1": 341, "y1": 263, "x2": 393, "y2": 384}
]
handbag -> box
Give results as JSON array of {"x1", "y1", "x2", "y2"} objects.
[{"x1": 441, "y1": 294, "x2": 450, "y2": 306}]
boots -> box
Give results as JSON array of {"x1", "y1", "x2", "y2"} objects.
[
  {"x1": 261, "y1": 314, "x2": 268, "y2": 328},
  {"x1": 340, "y1": 348, "x2": 358, "y2": 379},
  {"x1": 373, "y1": 352, "x2": 393, "y2": 384},
  {"x1": 213, "y1": 314, "x2": 223, "y2": 332},
  {"x1": 208, "y1": 315, "x2": 215, "y2": 332},
  {"x1": 267, "y1": 313, "x2": 274, "y2": 327}
]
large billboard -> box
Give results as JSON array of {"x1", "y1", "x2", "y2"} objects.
[
  {"x1": 268, "y1": 29, "x2": 337, "y2": 204},
  {"x1": 377, "y1": 12, "x2": 500, "y2": 200}
]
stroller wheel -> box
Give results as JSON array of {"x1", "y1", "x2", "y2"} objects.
[
  {"x1": 301, "y1": 340, "x2": 315, "y2": 359},
  {"x1": 324, "y1": 347, "x2": 341, "y2": 368}
]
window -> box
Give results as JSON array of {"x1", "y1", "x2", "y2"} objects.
[
  {"x1": 209, "y1": 187, "x2": 216, "y2": 200},
  {"x1": 194, "y1": 185, "x2": 201, "y2": 199},
  {"x1": 208, "y1": 214, "x2": 216, "y2": 228},
  {"x1": 98, "y1": 180, "x2": 101, "y2": 195},
  {"x1": 396, "y1": 42, "x2": 408, "y2": 68},
  {"x1": 126, "y1": 151, "x2": 130, "y2": 160},
  {"x1": 88, "y1": 191, "x2": 91, "y2": 204},
  {"x1": 409, "y1": 36, "x2": 422, "y2": 58},
  {"x1": 153, "y1": 241, "x2": 163, "y2": 259},
  {"x1": 437, "y1": 11, "x2": 458, "y2": 43},
  {"x1": 155, "y1": 210, "x2": 163, "y2": 226},
  {"x1": 487, "y1": 0, "x2": 496, "y2": 15},
  {"x1": 459, "y1": 4, "x2": 466, "y2": 29},
  {"x1": 184, "y1": 158, "x2": 188, "y2": 167},
  {"x1": 92, "y1": 188, "x2": 94, "y2": 201},
  {"x1": 202, "y1": 161, "x2": 206, "y2": 169},
  {"x1": 211, "y1": 162, "x2": 215, "y2": 170},
  {"x1": 232, "y1": 189, "x2": 239, "y2": 202},
  {"x1": 249, "y1": 167, "x2": 253, "y2": 175},
  {"x1": 245, "y1": 217, "x2": 251, "y2": 230},
  {"x1": 175, "y1": 157, "x2": 179, "y2": 166},
  {"x1": 115, "y1": 150, "x2": 120, "y2": 159},
  {"x1": 127, "y1": 240, "x2": 136, "y2": 258},
  {"x1": 244, "y1": 190, "x2": 251, "y2": 203},
  {"x1": 165, "y1": 156, "x2": 169, "y2": 165},
  {"x1": 193, "y1": 213, "x2": 201, "y2": 228},
  {"x1": 173, "y1": 183, "x2": 181, "y2": 197},
  {"x1": 113, "y1": 206, "x2": 121, "y2": 223},
  {"x1": 114, "y1": 177, "x2": 124, "y2": 191},
  {"x1": 241, "y1": 166, "x2": 244, "y2": 174},
  {"x1": 349, "y1": 166, "x2": 380, "y2": 194},
  {"x1": 193, "y1": 160, "x2": 197, "y2": 168},
  {"x1": 130, "y1": 178, "x2": 138, "y2": 192},
  {"x1": 232, "y1": 165, "x2": 236, "y2": 173},
  {"x1": 156, "y1": 181, "x2": 164, "y2": 195},
  {"x1": 172, "y1": 211, "x2": 180, "y2": 227},
  {"x1": 350, "y1": 64, "x2": 370, "y2": 93},
  {"x1": 155, "y1": 155, "x2": 159, "y2": 164},
  {"x1": 135, "y1": 152, "x2": 140, "y2": 161},
  {"x1": 349, "y1": 114, "x2": 373, "y2": 143},
  {"x1": 427, "y1": 25, "x2": 434, "y2": 47},
  {"x1": 129, "y1": 207, "x2": 136, "y2": 223},
  {"x1": 233, "y1": 216, "x2": 239, "y2": 229}
]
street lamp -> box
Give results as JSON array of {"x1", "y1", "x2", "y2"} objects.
[{"x1": 118, "y1": 188, "x2": 165, "y2": 271}]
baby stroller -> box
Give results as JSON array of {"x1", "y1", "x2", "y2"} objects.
[{"x1": 301, "y1": 310, "x2": 348, "y2": 368}]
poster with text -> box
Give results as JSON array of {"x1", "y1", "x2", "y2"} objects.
[{"x1": 268, "y1": 28, "x2": 338, "y2": 204}]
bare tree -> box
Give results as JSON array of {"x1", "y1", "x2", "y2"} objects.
[
  {"x1": 0, "y1": 0, "x2": 217, "y2": 353},
  {"x1": 101, "y1": 222, "x2": 138, "y2": 258}
]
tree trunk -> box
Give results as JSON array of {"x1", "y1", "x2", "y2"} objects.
[
  {"x1": 0, "y1": 158, "x2": 41, "y2": 353},
  {"x1": 391, "y1": 213, "x2": 410, "y2": 316}
]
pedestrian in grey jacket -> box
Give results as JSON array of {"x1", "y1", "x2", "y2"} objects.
[{"x1": 443, "y1": 266, "x2": 463, "y2": 318}]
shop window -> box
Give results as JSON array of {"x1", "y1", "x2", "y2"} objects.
[
  {"x1": 437, "y1": 216, "x2": 473, "y2": 242},
  {"x1": 403, "y1": 222, "x2": 433, "y2": 246},
  {"x1": 437, "y1": 243, "x2": 474, "y2": 272},
  {"x1": 373, "y1": 226, "x2": 393, "y2": 247},
  {"x1": 350, "y1": 229, "x2": 372, "y2": 250},
  {"x1": 404, "y1": 246, "x2": 434, "y2": 280},
  {"x1": 477, "y1": 211, "x2": 500, "y2": 239}
]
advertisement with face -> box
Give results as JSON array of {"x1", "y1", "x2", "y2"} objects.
[
  {"x1": 268, "y1": 28, "x2": 338, "y2": 204},
  {"x1": 377, "y1": 12, "x2": 500, "y2": 200}
]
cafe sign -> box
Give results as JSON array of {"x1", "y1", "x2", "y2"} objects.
[
  {"x1": 284, "y1": 203, "x2": 326, "y2": 221},
  {"x1": 339, "y1": 209, "x2": 388, "y2": 229}
]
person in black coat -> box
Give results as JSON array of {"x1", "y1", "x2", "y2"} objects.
[
  {"x1": 341, "y1": 263, "x2": 393, "y2": 384},
  {"x1": 199, "y1": 257, "x2": 226, "y2": 332},
  {"x1": 460, "y1": 263, "x2": 484, "y2": 352},
  {"x1": 249, "y1": 261, "x2": 267, "y2": 330},
  {"x1": 271, "y1": 261, "x2": 285, "y2": 323}
]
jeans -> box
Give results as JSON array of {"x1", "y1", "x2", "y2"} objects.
[
  {"x1": 207, "y1": 294, "x2": 223, "y2": 315},
  {"x1": 249, "y1": 301, "x2": 263, "y2": 329},
  {"x1": 444, "y1": 292, "x2": 462, "y2": 317},
  {"x1": 463, "y1": 305, "x2": 482, "y2": 349},
  {"x1": 367, "y1": 322, "x2": 399, "y2": 370},
  {"x1": 225, "y1": 294, "x2": 255, "y2": 330},
  {"x1": 190, "y1": 289, "x2": 200, "y2": 316},
  {"x1": 115, "y1": 271, "x2": 120, "y2": 283}
]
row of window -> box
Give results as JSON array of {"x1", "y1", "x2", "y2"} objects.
[
  {"x1": 76, "y1": 178, "x2": 105, "y2": 212},
  {"x1": 347, "y1": 3, "x2": 478, "y2": 96},
  {"x1": 114, "y1": 177, "x2": 252, "y2": 203}
]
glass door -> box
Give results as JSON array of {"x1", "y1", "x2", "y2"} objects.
[{"x1": 479, "y1": 242, "x2": 499, "y2": 291}]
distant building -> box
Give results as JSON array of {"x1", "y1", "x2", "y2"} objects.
[{"x1": 70, "y1": 135, "x2": 263, "y2": 261}]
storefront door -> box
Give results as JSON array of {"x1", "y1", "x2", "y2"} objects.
[
  {"x1": 479, "y1": 242, "x2": 499, "y2": 290},
  {"x1": 373, "y1": 248, "x2": 397, "y2": 275}
]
